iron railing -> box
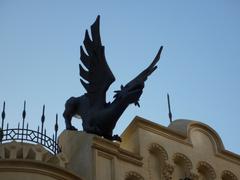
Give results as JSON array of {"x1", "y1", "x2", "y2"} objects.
[{"x1": 0, "y1": 101, "x2": 61, "y2": 154}]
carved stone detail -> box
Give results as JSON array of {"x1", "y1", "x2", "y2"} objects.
[
  {"x1": 148, "y1": 143, "x2": 168, "y2": 161},
  {"x1": 189, "y1": 172, "x2": 199, "y2": 180},
  {"x1": 0, "y1": 141, "x2": 68, "y2": 168},
  {"x1": 197, "y1": 161, "x2": 216, "y2": 179},
  {"x1": 147, "y1": 143, "x2": 174, "y2": 180},
  {"x1": 162, "y1": 163, "x2": 174, "y2": 180},
  {"x1": 173, "y1": 152, "x2": 193, "y2": 170},
  {"x1": 221, "y1": 170, "x2": 238, "y2": 180},
  {"x1": 125, "y1": 171, "x2": 144, "y2": 180}
]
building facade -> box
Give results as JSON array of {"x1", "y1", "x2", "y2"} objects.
[{"x1": 1, "y1": 116, "x2": 240, "y2": 180}]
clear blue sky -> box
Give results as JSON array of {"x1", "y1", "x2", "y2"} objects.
[{"x1": 0, "y1": 1, "x2": 240, "y2": 154}]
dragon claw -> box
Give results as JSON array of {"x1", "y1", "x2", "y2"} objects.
[{"x1": 112, "y1": 134, "x2": 122, "y2": 142}]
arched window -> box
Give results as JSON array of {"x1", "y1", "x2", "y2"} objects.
[
  {"x1": 147, "y1": 143, "x2": 171, "y2": 180},
  {"x1": 221, "y1": 170, "x2": 238, "y2": 180},
  {"x1": 172, "y1": 153, "x2": 193, "y2": 179},
  {"x1": 197, "y1": 161, "x2": 216, "y2": 180}
]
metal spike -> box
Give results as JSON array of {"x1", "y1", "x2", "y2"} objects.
[
  {"x1": 41, "y1": 105, "x2": 45, "y2": 123},
  {"x1": 6, "y1": 123, "x2": 9, "y2": 140},
  {"x1": 37, "y1": 126, "x2": 40, "y2": 143},
  {"x1": 44, "y1": 128, "x2": 46, "y2": 145},
  {"x1": 26, "y1": 123, "x2": 29, "y2": 140},
  {"x1": 167, "y1": 94, "x2": 173, "y2": 123},
  {"x1": 17, "y1": 122, "x2": 20, "y2": 139},
  {"x1": 22, "y1": 101, "x2": 26, "y2": 129},
  {"x1": 55, "y1": 114, "x2": 59, "y2": 150},
  {"x1": 41, "y1": 105, "x2": 45, "y2": 144},
  {"x1": 55, "y1": 114, "x2": 58, "y2": 133},
  {"x1": 1, "y1": 101, "x2": 6, "y2": 129},
  {"x1": 22, "y1": 101, "x2": 26, "y2": 119}
]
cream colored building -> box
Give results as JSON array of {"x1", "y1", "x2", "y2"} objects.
[{"x1": 1, "y1": 116, "x2": 240, "y2": 180}]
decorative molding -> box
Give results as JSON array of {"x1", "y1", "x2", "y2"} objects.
[
  {"x1": 173, "y1": 152, "x2": 193, "y2": 170},
  {"x1": 0, "y1": 159, "x2": 81, "y2": 180},
  {"x1": 121, "y1": 116, "x2": 240, "y2": 165},
  {"x1": 221, "y1": 170, "x2": 238, "y2": 180},
  {"x1": 121, "y1": 116, "x2": 192, "y2": 147},
  {"x1": 189, "y1": 172, "x2": 199, "y2": 180},
  {"x1": 148, "y1": 143, "x2": 168, "y2": 161},
  {"x1": 162, "y1": 163, "x2": 174, "y2": 180},
  {"x1": 92, "y1": 136, "x2": 143, "y2": 166},
  {"x1": 125, "y1": 171, "x2": 144, "y2": 180},
  {"x1": 0, "y1": 141, "x2": 68, "y2": 168},
  {"x1": 147, "y1": 144, "x2": 173, "y2": 180},
  {"x1": 197, "y1": 161, "x2": 216, "y2": 179}
]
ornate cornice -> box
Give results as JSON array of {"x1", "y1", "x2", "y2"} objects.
[
  {"x1": 197, "y1": 161, "x2": 216, "y2": 179},
  {"x1": 121, "y1": 116, "x2": 240, "y2": 165},
  {"x1": 221, "y1": 170, "x2": 238, "y2": 180},
  {"x1": 92, "y1": 136, "x2": 143, "y2": 166},
  {"x1": 0, "y1": 159, "x2": 81, "y2": 180}
]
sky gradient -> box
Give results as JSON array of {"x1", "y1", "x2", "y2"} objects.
[{"x1": 0, "y1": 1, "x2": 240, "y2": 154}]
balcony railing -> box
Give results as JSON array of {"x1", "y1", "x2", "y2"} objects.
[{"x1": 0, "y1": 101, "x2": 61, "y2": 154}]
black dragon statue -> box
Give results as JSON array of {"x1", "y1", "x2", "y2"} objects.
[{"x1": 63, "y1": 16, "x2": 163, "y2": 141}]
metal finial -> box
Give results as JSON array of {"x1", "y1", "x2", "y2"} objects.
[
  {"x1": 40, "y1": 105, "x2": 45, "y2": 144},
  {"x1": 22, "y1": 101, "x2": 26, "y2": 129},
  {"x1": 167, "y1": 93, "x2": 173, "y2": 123},
  {"x1": 55, "y1": 114, "x2": 58, "y2": 145},
  {"x1": 55, "y1": 114, "x2": 58, "y2": 132},
  {"x1": 22, "y1": 101, "x2": 26, "y2": 119},
  {"x1": 1, "y1": 101, "x2": 6, "y2": 129},
  {"x1": 41, "y1": 105, "x2": 45, "y2": 123}
]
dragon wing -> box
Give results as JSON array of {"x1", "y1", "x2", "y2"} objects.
[
  {"x1": 79, "y1": 16, "x2": 115, "y2": 105},
  {"x1": 135, "y1": 46, "x2": 163, "y2": 81},
  {"x1": 126, "y1": 46, "x2": 163, "y2": 85},
  {"x1": 114, "y1": 46, "x2": 163, "y2": 107}
]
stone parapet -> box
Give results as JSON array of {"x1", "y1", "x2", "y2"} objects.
[{"x1": 58, "y1": 130, "x2": 143, "y2": 180}]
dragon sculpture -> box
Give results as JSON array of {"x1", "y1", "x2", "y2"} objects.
[{"x1": 63, "y1": 16, "x2": 163, "y2": 141}]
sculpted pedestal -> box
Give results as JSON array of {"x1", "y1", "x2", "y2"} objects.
[{"x1": 58, "y1": 130, "x2": 143, "y2": 180}]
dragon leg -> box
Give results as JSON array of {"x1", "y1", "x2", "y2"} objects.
[{"x1": 63, "y1": 97, "x2": 78, "y2": 130}]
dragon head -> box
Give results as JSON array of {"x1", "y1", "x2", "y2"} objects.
[{"x1": 114, "y1": 79, "x2": 144, "y2": 107}]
